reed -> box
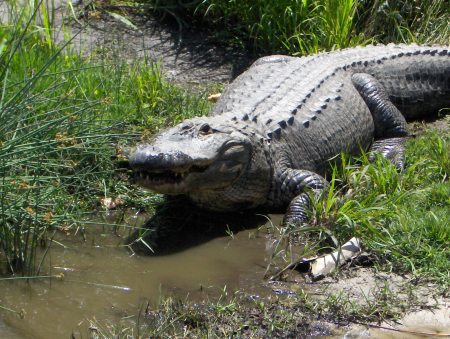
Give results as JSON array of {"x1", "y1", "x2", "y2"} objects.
[{"x1": 0, "y1": 12, "x2": 110, "y2": 274}]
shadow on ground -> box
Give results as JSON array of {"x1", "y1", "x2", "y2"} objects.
[
  {"x1": 62, "y1": 0, "x2": 254, "y2": 83},
  {"x1": 127, "y1": 196, "x2": 269, "y2": 255}
]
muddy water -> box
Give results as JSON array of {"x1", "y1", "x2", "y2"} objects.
[
  {"x1": 2, "y1": 211, "x2": 448, "y2": 339},
  {"x1": 0, "y1": 212, "x2": 275, "y2": 338}
]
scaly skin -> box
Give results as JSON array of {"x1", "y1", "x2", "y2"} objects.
[{"x1": 129, "y1": 44, "x2": 450, "y2": 225}]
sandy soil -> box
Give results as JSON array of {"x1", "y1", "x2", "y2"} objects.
[
  {"x1": 318, "y1": 269, "x2": 449, "y2": 338},
  {"x1": 268, "y1": 266, "x2": 449, "y2": 337}
]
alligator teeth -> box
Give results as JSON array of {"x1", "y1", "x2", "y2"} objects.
[
  {"x1": 134, "y1": 164, "x2": 215, "y2": 187},
  {"x1": 136, "y1": 169, "x2": 189, "y2": 186}
]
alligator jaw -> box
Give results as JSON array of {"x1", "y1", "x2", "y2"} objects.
[{"x1": 134, "y1": 164, "x2": 209, "y2": 190}]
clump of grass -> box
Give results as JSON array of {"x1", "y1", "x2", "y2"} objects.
[
  {"x1": 341, "y1": 132, "x2": 449, "y2": 287},
  {"x1": 0, "y1": 6, "x2": 117, "y2": 274},
  {"x1": 121, "y1": 60, "x2": 212, "y2": 131},
  {"x1": 86, "y1": 280, "x2": 429, "y2": 338},
  {"x1": 131, "y1": 0, "x2": 365, "y2": 54},
  {"x1": 357, "y1": 0, "x2": 450, "y2": 44},
  {"x1": 86, "y1": 291, "x2": 308, "y2": 338},
  {"x1": 131, "y1": 0, "x2": 448, "y2": 55}
]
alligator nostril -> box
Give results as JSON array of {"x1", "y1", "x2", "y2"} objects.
[
  {"x1": 181, "y1": 122, "x2": 193, "y2": 130},
  {"x1": 129, "y1": 148, "x2": 194, "y2": 173},
  {"x1": 122, "y1": 146, "x2": 135, "y2": 158}
]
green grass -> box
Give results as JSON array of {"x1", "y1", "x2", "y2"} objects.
[
  {"x1": 0, "y1": 7, "x2": 117, "y2": 274},
  {"x1": 85, "y1": 280, "x2": 433, "y2": 338},
  {"x1": 131, "y1": 0, "x2": 449, "y2": 54},
  {"x1": 199, "y1": 0, "x2": 365, "y2": 54}
]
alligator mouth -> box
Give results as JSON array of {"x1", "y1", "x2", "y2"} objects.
[{"x1": 135, "y1": 164, "x2": 209, "y2": 186}]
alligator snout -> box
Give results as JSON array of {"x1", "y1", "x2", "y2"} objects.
[{"x1": 129, "y1": 147, "x2": 193, "y2": 172}]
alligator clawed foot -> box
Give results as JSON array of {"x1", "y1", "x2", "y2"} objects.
[{"x1": 369, "y1": 137, "x2": 406, "y2": 171}]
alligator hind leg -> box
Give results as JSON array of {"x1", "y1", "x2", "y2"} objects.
[{"x1": 352, "y1": 73, "x2": 408, "y2": 170}]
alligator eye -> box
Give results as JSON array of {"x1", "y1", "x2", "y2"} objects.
[{"x1": 199, "y1": 123, "x2": 213, "y2": 135}]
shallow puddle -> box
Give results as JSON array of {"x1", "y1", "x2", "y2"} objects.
[
  {"x1": 3, "y1": 211, "x2": 448, "y2": 338},
  {"x1": 0, "y1": 212, "x2": 276, "y2": 338}
]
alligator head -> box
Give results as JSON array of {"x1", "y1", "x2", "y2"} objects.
[{"x1": 128, "y1": 116, "x2": 271, "y2": 211}]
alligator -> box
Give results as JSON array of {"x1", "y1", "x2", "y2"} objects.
[{"x1": 129, "y1": 44, "x2": 449, "y2": 226}]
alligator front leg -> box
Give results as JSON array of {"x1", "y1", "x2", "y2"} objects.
[
  {"x1": 279, "y1": 169, "x2": 327, "y2": 225},
  {"x1": 352, "y1": 73, "x2": 409, "y2": 170}
]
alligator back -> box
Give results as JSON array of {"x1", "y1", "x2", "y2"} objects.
[
  {"x1": 213, "y1": 44, "x2": 450, "y2": 120},
  {"x1": 212, "y1": 44, "x2": 450, "y2": 173}
]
